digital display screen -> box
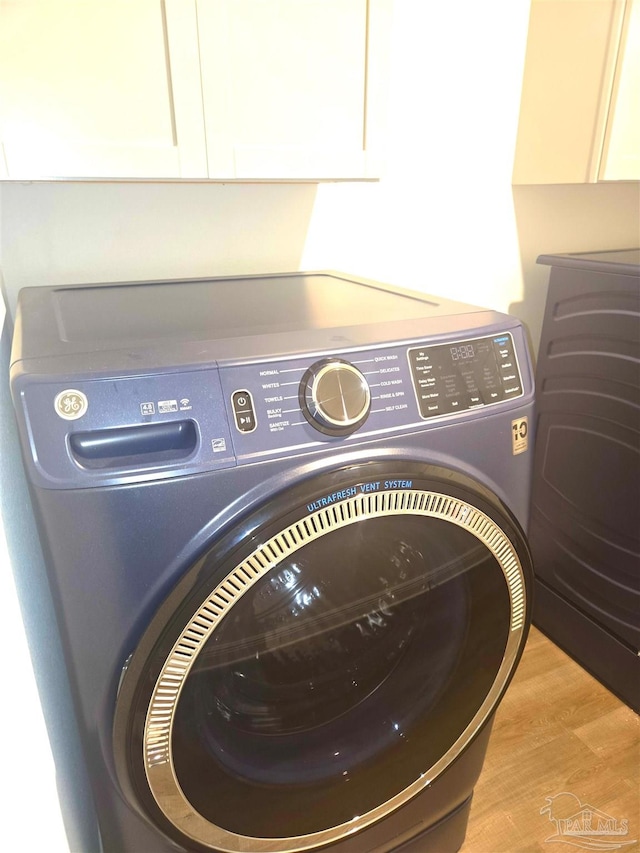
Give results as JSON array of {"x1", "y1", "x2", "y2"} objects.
[{"x1": 449, "y1": 345, "x2": 475, "y2": 361}]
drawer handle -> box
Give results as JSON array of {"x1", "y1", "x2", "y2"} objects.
[{"x1": 69, "y1": 421, "x2": 197, "y2": 468}]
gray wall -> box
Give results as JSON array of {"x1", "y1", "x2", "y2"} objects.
[
  {"x1": 511, "y1": 182, "x2": 640, "y2": 355},
  {"x1": 1, "y1": 181, "x2": 317, "y2": 315}
]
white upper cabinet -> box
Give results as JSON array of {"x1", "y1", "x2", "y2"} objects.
[
  {"x1": 513, "y1": 0, "x2": 640, "y2": 184},
  {"x1": 198, "y1": 0, "x2": 386, "y2": 180},
  {"x1": 0, "y1": 0, "x2": 390, "y2": 181},
  {"x1": 600, "y1": 0, "x2": 640, "y2": 180},
  {"x1": 0, "y1": 0, "x2": 207, "y2": 179}
]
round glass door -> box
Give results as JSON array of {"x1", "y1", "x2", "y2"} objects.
[{"x1": 116, "y1": 466, "x2": 531, "y2": 852}]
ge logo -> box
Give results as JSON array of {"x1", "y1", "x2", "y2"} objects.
[{"x1": 54, "y1": 389, "x2": 88, "y2": 420}]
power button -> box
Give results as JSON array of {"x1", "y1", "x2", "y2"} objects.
[{"x1": 232, "y1": 390, "x2": 256, "y2": 433}]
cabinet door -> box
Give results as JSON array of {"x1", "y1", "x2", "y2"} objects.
[
  {"x1": 197, "y1": 0, "x2": 390, "y2": 180},
  {"x1": 513, "y1": 0, "x2": 638, "y2": 184},
  {"x1": 600, "y1": 0, "x2": 640, "y2": 180},
  {"x1": 0, "y1": 0, "x2": 207, "y2": 179}
]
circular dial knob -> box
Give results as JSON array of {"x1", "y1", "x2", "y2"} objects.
[{"x1": 300, "y1": 359, "x2": 371, "y2": 435}]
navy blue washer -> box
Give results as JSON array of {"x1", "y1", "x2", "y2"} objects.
[{"x1": 10, "y1": 272, "x2": 535, "y2": 853}]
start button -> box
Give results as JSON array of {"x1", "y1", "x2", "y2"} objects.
[{"x1": 232, "y1": 390, "x2": 256, "y2": 433}]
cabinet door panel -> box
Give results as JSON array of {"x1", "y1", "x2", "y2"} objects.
[
  {"x1": 0, "y1": 0, "x2": 206, "y2": 178},
  {"x1": 513, "y1": 0, "x2": 640, "y2": 184},
  {"x1": 513, "y1": 0, "x2": 624, "y2": 184},
  {"x1": 198, "y1": 0, "x2": 379, "y2": 179},
  {"x1": 600, "y1": 0, "x2": 640, "y2": 180}
]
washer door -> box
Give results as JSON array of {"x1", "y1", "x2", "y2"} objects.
[{"x1": 114, "y1": 462, "x2": 532, "y2": 852}]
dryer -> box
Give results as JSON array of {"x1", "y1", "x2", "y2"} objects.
[{"x1": 10, "y1": 272, "x2": 535, "y2": 853}]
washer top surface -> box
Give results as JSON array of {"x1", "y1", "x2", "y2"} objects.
[
  {"x1": 12, "y1": 271, "x2": 504, "y2": 371},
  {"x1": 45, "y1": 273, "x2": 447, "y2": 344}
]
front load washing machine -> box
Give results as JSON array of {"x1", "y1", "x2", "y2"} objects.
[{"x1": 10, "y1": 272, "x2": 534, "y2": 853}]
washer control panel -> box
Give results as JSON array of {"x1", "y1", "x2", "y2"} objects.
[
  {"x1": 218, "y1": 330, "x2": 526, "y2": 461},
  {"x1": 15, "y1": 328, "x2": 529, "y2": 487}
]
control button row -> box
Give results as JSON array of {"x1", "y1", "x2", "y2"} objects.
[{"x1": 232, "y1": 390, "x2": 256, "y2": 433}]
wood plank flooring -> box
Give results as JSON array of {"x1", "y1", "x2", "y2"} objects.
[{"x1": 461, "y1": 627, "x2": 640, "y2": 851}]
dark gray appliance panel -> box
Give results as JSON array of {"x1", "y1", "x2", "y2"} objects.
[{"x1": 530, "y1": 249, "x2": 640, "y2": 711}]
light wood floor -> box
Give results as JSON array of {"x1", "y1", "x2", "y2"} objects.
[{"x1": 462, "y1": 627, "x2": 640, "y2": 852}]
